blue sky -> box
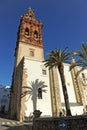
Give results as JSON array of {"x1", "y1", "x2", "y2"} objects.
[{"x1": 0, "y1": 0, "x2": 87, "y2": 86}]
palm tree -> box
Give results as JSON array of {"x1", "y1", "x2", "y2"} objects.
[
  {"x1": 43, "y1": 48, "x2": 72, "y2": 116},
  {"x1": 70, "y1": 43, "x2": 87, "y2": 75},
  {"x1": 21, "y1": 79, "x2": 47, "y2": 111}
]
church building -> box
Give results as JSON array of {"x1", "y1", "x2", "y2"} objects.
[{"x1": 10, "y1": 8, "x2": 87, "y2": 121}]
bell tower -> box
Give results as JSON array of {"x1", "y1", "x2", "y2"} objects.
[
  {"x1": 10, "y1": 8, "x2": 45, "y2": 121},
  {"x1": 15, "y1": 8, "x2": 44, "y2": 66}
]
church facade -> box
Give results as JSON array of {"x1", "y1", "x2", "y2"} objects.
[{"x1": 10, "y1": 8, "x2": 87, "y2": 121}]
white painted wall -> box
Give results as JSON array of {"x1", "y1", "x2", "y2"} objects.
[
  {"x1": 64, "y1": 63, "x2": 77, "y2": 102},
  {"x1": 57, "y1": 63, "x2": 77, "y2": 103},
  {"x1": 24, "y1": 57, "x2": 52, "y2": 117},
  {"x1": 60, "y1": 63, "x2": 83, "y2": 115},
  {"x1": 23, "y1": 57, "x2": 84, "y2": 116}
]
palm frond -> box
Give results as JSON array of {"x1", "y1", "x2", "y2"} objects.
[
  {"x1": 82, "y1": 42, "x2": 87, "y2": 55},
  {"x1": 43, "y1": 47, "x2": 71, "y2": 69},
  {"x1": 70, "y1": 43, "x2": 87, "y2": 76}
]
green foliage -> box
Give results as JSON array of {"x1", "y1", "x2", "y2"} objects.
[
  {"x1": 70, "y1": 42, "x2": 87, "y2": 75},
  {"x1": 43, "y1": 47, "x2": 71, "y2": 69}
]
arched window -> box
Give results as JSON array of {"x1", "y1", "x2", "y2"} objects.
[
  {"x1": 34, "y1": 30, "x2": 38, "y2": 39},
  {"x1": 29, "y1": 15, "x2": 32, "y2": 19},
  {"x1": 25, "y1": 28, "x2": 29, "y2": 36}
]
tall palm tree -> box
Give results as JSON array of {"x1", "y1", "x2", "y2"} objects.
[
  {"x1": 21, "y1": 79, "x2": 47, "y2": 111},
  {"x1": 70, "y1": 43, "x2": 87, "y2": 75},
  {"x1": 43, "y1": 48, "x2": 72, "y2": 116}
]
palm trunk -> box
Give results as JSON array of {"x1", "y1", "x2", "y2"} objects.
[
  {"x1": 58, "y1": 63, "x2": 72, "y2": 116},
  {"x1": 51, "y1": 68, "x2": 57, "y2": 116}
]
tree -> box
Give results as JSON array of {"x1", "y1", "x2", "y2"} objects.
[
  {"x1": 70, "y1": 43, "x2": 87, "y2": 75},
  {"x1": 21, "y1": 79, "x2": 47, "y2": 111},
  {"x1": 43, "y1": 48, "x2": 72, "y2": 116}
]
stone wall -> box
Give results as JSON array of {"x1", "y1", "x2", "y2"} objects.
[{"x1": 33, "y1": 115, "x2": 87, "y2": 130}]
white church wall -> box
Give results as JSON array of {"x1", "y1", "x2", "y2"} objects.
[
  {"x1": 22, "y1": 57, "x2": 85, "y2": 116},
  {"x1": 70, "y1": 106, "x2": 83, "y2": 115},
  {"x1": 24, "y1": 57, "x2": 52, "y2": 117},
  {"x1": 64, "y1": 63, "x2": 77, "y2": 103},
  {"x1": 58, "y1": 63, "x2": 83, "y2": 115},
  {"x1": 57, "y1": 63, "x2": 76, "y2": 103}
]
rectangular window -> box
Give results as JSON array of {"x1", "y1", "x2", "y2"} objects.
[
  {"x1": 38, "y1": 88, "x2": 42, "y2": 99},
  {"x1": 42, "y1": 69, "x2": 46, "y2": 75},
  {"x1": 29, "y1": 49, "x2": 34, "y2": 57}
]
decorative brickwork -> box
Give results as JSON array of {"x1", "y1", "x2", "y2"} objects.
[{"x1": 16, "y1": 8, "x2": 43, "y2": 49}]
